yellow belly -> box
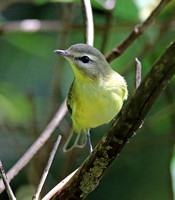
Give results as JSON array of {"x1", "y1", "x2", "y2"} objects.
[{"x1": 71, "y1": 81, "x2": 124, "y2": 132}]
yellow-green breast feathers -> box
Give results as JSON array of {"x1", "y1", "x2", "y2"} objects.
[{"x1": 70, "y1": 74, "x2": 127, "y2": 132}]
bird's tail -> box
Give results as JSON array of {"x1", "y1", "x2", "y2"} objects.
[{"x1": 63, "y1": 130, "x2": 87, "y2": 152}]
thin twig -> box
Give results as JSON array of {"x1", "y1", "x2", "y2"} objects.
[
  {"x1": 106, "y1": 0, "x2": 171, "y2": 62},
  {"x1": 135, "y1": 58, "x2": 142, "y2": 90},
  {"x1": 0, "y1": 99, "x2": 67, "y2": 194},
  {"x1": 33, "y1": 135, "x2": 62, "y2": 200},
  {"x1": 0, "y1": 161, "x2": 16, "y2": 200},
  {"x1": 135, "y1": 57, "x2": 143, "y2": 128},
  {"x1": 42, "y1": 168, "x2": 78, "y2": 200},
  {"x1": 81, "y1": 0, "x2": 94, "y2": 46}
]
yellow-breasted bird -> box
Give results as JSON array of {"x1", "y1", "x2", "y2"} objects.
[{"x1": 54, "y1": 44, "x2": 128, "y2": 152}]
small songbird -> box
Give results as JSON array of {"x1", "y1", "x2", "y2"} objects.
[{"x1": 54, "y1": 44, "x2": 128, "y2": 152}]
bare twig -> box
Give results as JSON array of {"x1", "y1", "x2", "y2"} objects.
[
  {"x1": 0, "y1": 99, "x2": 67, "y2": 193},
  {"x1": 33, "y1": 135, "x2": 62, "y2": 200},
  {"x1": 0, "y1": 161, "x2": 16, "y2": 200},
  {"x1": 135, "y1": 58, "x2": 142, "y2": 89},
  {"x1": 81, "y1": 0, "x2": 94, "y2": 46},
  {"x1": 42, "y1": 168, "x2": 78, "y2": 200},
  {"x1": 106, "y1": 0, "x2": 171, "y2": 62},
  {"x1": 135, "y1": 57, "x2": 143, "y2": 128}
]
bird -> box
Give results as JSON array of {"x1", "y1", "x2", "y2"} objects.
[{"x1": 54, "y1": 44, "x2": 128, "y2": 153}]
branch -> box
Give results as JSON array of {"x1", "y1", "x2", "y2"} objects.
[
  {"x1": 81, "y1": 0, "x2": 94, "y2": 46},
  {"x1": 0, "y1": 99, "x2": 67, "y2": 193},
  {"x1": 0, "y1": 161, "x2": 16, "y2": 200},
  {"x1": 106, "y1": 0, "x2": 171, "y2": 62},
  {"x1": 135, "y1": 58, "x2": 142, "y2": 89},
  {"x1": 33, "y1": 135, "x2": 62, "y2": 200},
  {"x1": 53, "y1": 42, "x2": 175, "y2": 199},
  {"x1": 42, "y1": 168, "x2": 78, "y2": 200}
]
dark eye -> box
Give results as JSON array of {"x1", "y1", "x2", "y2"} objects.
[{"x1": 80, "y1": 56, "x2": 90, "y2": 63}]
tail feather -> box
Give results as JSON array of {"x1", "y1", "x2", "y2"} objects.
[{"x1": 63, "y1": 130, "x2": 87, "y2": 152}]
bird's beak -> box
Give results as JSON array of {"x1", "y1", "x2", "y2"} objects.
[{"x1": 54, "y1": 50, "x2": 70, "y2": 57}]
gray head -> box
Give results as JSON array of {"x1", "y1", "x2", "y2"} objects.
[{"x1": 54, "y1": 43, "x2": 112, "y2": 81}]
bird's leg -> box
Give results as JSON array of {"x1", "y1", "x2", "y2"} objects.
[{"x1": 87, "y1": 130, "x2": 93, "y2": 153}]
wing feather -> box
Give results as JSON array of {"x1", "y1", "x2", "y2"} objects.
[{"x1": 67, "y1": 79, "x2": 75, "y2": 114}]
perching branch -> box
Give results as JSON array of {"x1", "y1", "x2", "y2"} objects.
[
  {"x1": 81, "y1": 0, "x2": 94, "y2": 46},
  {"x1": 106, "y1": 0, "x2": 171, "y2": 62},
  {"x1": 53, "y1": 42, "x2": 175, "y2": 199},
  {"x1": 0, "y1": 100, "x2": 67, "y2": 193}
]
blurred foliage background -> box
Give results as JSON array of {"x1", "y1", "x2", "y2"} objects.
[{"x1": 0, "y1": 0, "x2": 175, "y2": 199}]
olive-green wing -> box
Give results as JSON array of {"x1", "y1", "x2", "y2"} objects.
[{"x1": 67, "y1": 79, "x2": 75, "y2": 114}]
